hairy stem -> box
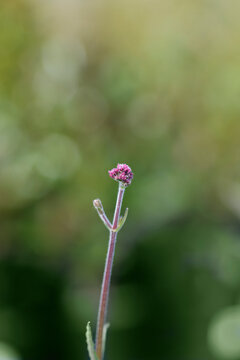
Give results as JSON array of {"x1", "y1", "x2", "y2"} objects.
[{"x1": 95, "y1": 184, "x2": 125, "y2": 359}]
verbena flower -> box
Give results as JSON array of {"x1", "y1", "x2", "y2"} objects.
[
  {"x1": 87, "y1": 164, "x2": 133, "y2": 360},
  {"x1": 108, "y1": 163, "x2": 133, "y2": 186}
]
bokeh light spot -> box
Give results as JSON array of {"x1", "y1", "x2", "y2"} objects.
[
  {"x1": 208, "y1": 306, "x2": 240, "y2": 359},
  {"x1": 36, "y1": 134, "x2": 81, "y2": 180},
  {"x1": 0, "y1": 342, "x2": 20, "y2": 360}
]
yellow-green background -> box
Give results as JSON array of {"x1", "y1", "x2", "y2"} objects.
[{"x1": 0, "y1": 1, "x2": 240, "y2": 359}]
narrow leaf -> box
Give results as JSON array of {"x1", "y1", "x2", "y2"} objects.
[
  {"x1": 86, "y1": 322, "x2": 99, "y2": 360},
  {"x1": 102, "y1": 323, "x2": 110, "y2": 359},
  {"x1": 113, "y1": 208, "x2": 129, "y2": 232}
]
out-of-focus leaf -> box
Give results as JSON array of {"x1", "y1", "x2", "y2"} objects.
[
  {"x1": 86, "y1": 322, "x2": 98, "y2": 360},
  {"x1": 102, "y1": 323, "x2": 110, "y2": 359}
]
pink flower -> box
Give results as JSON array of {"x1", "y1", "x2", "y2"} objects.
[{"x1": 108, "y1": 164, "x2": 133, "y2": 186}]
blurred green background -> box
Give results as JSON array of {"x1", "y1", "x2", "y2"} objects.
[{"x1": 0, "y1": 0, "x2": 240, "y2": 359}]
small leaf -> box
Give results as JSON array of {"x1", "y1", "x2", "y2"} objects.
[
  {"x1": 102, "y1": 323, "x2": 110, "y2": 359},
  {"x1": 113, "y1": 208, "x2": 129, "y2": 232},
  {"x1": 86, "y1": 322, "x2": 99, "y2": 360}
]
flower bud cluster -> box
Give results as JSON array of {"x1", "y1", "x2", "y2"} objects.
[{"x1": 108, "y1": 164, "x2": 133, "y2": 186}]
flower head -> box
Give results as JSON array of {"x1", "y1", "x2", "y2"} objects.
[{"x1": 108, "y1": 163, "x2": 133, "y2": 187}]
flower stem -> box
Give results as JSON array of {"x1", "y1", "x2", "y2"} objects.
[{"x1": 95, "y1": 184, "x2": 125, "y2": 359}]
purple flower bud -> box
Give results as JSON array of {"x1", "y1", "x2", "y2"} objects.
[{"x1": 108, "y1": 164, "x2": 133, "y2": 186}]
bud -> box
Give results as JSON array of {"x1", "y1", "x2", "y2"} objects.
[{"x1": 93, "y1": 199, "x2": 104, "y2": 214}]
